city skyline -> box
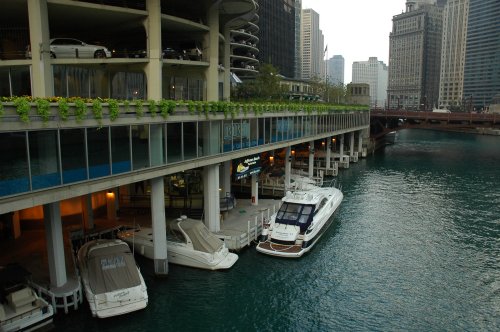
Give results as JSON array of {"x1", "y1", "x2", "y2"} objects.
[{"x1": 302, "y1": 0, "x2": 406, "y2": 83}]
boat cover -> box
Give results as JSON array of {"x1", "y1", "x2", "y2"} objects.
[
  {"x1": 174, "y1": 219, "x2": 224, "y2": 254},
  {"x1": 86, "y1": 243, "x2": 141, "y2": 295}
]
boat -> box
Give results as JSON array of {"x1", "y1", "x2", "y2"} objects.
[
  {"x1": 117, "y1": 216, "x2": 238, "y2": 270},
  {"x1": 0, "y1": 264, "x2": 54, "y2": 332},
  {"x1": 77, "y1": 239, "x2": 148, "y2": 318},
  {"x1": 256, "y1": 185, "x2": 343, "y2": 258}
]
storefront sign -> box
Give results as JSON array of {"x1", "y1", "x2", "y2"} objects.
[{"x1": 233, "y1": 154, "x2": 261, "y2": 180}]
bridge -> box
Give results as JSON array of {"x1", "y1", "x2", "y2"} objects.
[{"x1": 370, "y1": 110, "x2": 500, "y2": 139}]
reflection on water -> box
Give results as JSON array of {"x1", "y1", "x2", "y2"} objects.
[{"x1": 56, "y1": 129, "x2": 500, "y2": 331}]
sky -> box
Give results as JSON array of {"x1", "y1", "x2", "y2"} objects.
[{"x1": 301, "y1": 0, "x2": 407, "y2": 83}]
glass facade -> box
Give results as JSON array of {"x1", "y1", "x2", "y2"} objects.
[{"x1": 0, "y1": 112, "x2": 369, "y2": 198}]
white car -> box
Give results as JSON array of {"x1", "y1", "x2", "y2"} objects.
[{"x1": 26, "y1": 38, "x2": 112, "y2": 59}]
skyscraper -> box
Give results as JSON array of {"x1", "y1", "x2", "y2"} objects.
[
  {"x1": 294, "y1": 0, "x2": 302, "y2": 79},
  {"x1": 438, "y1": 0, "x2": 469, "y2": 109},
  {"x1": 387, "y1": 1, "x2": 443, "y2": 110},
  {"x1": 301, "y1": 8, "x2": 324, "y2": 81},
  {"x1": 352, "y1": 57, "x2": 388, "y2": 108},
  {"x1": 463, "y1": 0, "x2": 500, "y2": 111},
  {"x1": 327, "y1": 55, "x2": 345, "y2": 86},
  {"x1": 256, "y1": 0, "x2": 296, "y2": 78}
]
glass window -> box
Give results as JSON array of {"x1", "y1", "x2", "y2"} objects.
[
  {"x1": 131, "y1": 125, "x2": 149, "y2": 169},
  {"x1": 53, "y1": 65, "x2": 68, "y2": 97},
  {"x1": 111, "y1": 126, "x2": 131, "y2": 174},
  {"x1": 10, "y1": 66, "x2": 31, "y2": 97},
  {"x1": 87, "y1": 127, "x2": 110, "y2": 178},
  {"x1": 258, "y1": 118, "x2": 265, "y2": 146},
  {"x1": 29, "y1": 130, "x2": 61, "y2": 190},
  {"x1": 223, "y1": 120, "x2": 233, "y2": 152},
  {"x1": 0, "y1": 132, "x2": 29, "y2": 196},
  {"x1": 60, "y1": 129, "x2": 87, "y2": 184},
  {"x1": 183, "y1": 122, "x2": 197, "y2": 160},
  {"x1": 250, "y1": 118, "x2": 258, "y2": 147},
  {"x1": 166, "y1": 123, "x2": 182, "y2": 163}
]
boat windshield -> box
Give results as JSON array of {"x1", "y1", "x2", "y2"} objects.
[{"x1": 276, "y1": 203, "x2": 314, "y2": 231}]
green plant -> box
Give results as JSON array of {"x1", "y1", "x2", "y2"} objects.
[
  {"x1": 35, "y1": 98, "x2": 51, "y2": 122},
  {"x1": 108, "y1": 99, "x2": 120, "y2": 121},
  {"x1": 135, "y1": 99, "x2": 144, "y2": 118},
  {"x1": 74, "y1": 98, "x2": 88, "y2": 122},
  {"x1": 158, "y1": 99, "x2": 169, "y2": 119},
  {"x1": 167, "y1": 100, "x2": 176, "y2": 115},
  {"x1": 148, "y1": 100, "x2": 157, "y2": 117},
  {"x1": 0, "y1": 102, "x2": 3, "y2": 119},
  {"x1": 187, "y1": 100, "x2": 196, "y2": 114},
  {"x1": 123, "y1": 100, "x2": 130, "y2": 113},
  {"x1": 92, "y1": 99, "x2": 103, "y2": 124},
  {"x1": 14, "y1": 97, "x2": 31, "y2": 123},
  {"x1": 58, "y1": 98, "x2": 70, "y2": 121}
]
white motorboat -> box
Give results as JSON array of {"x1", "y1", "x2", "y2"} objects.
[
  {"x1": 0, "y1": 264, "x2": 54, "y2": 332},
  {"x1": 256, "y1": 185, "x2": 343, "y2": 258},
  {"x1": 117, "y1": 217, "x2": 238, "y2": 270},
  {"x1": 77, "y1": 239, "x2": 148, "y2": 318}
]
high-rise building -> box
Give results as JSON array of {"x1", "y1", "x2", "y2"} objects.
[
  {"x1": 463, "y1": 0, "x2": 500, "y2": 111},
  {"x1": 256, "y1": 0, "x2": 296, "y2": 78},
  {"x1": 301, "y1": 8, "x2": 324, "y2": 81},
  {"x1": 387, "y1": 1, "x2": 443, "y2": 110},
  {"x1": 294, "y1": 0, "x2": 302, "y2": 79},
  {"x1": 352, "y1": 57, "x2": 388, "y2": 108},
  {"x1": 438, "y1": 0, "x2": 469, "y2": 109},
  {"x1": 327, "y1": 55, "x2": 345, "y2": 86}
]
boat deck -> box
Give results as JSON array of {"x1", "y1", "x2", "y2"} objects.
[{"x1": 257, "y1": 241, "x2": 302, "y2": 253}]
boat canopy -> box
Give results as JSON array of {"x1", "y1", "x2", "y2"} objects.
[
  {"x1": 86, "y1": 243, "x2": 141, "y2": 295},
  {"x1": 172, "y1": 219, "x2": 224, "y2": 254},
  {"x1": 276, "y1": 202, "x2": 314, "y2": 232}
]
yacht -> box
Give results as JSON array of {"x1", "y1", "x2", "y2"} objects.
[
  {"x1": 256, "y1": 186, "x2": 343, "y2": 258},
  {"x1": 77, "y1": 239, "x2": 148, "y2": 318},
  {"x1": 0, "y1": 264, "x2": 54, "y2": 332},
  {"x1": 117, "y1": 216, "x2": 238, "y2": 270}
]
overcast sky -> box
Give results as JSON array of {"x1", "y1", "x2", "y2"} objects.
[{"x1": 301, "y1": 0, "x2": 406, "y2": 83}]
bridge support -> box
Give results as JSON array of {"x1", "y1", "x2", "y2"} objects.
[
  {"x1": 151, "y1": 176, "x2": 168, "y2": 276},
  {"x1": 308, "y1": 141, "x2": 314, "y2": 178},
  {"x1": 44, "y1": 202, "x2": 67, "y2": 288},
  {"x1": 285, "y1": 146, "x2": 291, "y2": 189}
]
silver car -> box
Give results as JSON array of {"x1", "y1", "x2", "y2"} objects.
[{"x1": 26, "y1": 38, "x2": 112, "y2": 59}]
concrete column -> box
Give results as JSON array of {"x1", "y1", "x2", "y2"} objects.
[
  {"x1": 27, "y1": 0, "x2": 53, "y2": 97},
  {"x1": 151, "y1": 177, "x2": 168, "y2": 275},
  {"x1": 326, "y1": 137, "x2": 332, "y2": 170},
  {"x1": 308, "y1": 141, "x2": 314, "y2": 178},
  {"x1": 81, "y1": 194, "x2": 94, "y2": 230},
  {"x1": 251, "y1": 174, "x2": 259, "y2": 206},
  {"x1": 12, "y1": 211, "x2": 21, "y2": 239},
  {"x1": 145, "y1": 0, "x2": 162, "y2": 100},
  {"x1": 350, "y1": 132, "x2": 355, "y2": 156},
  {"x1": 220, "y1": 161, "x2": 232, "y2": 197},
  {"x1": 358, "y1": 130, "x2": 363, "y2": 153},
  {"x1": 285, "y1": 147, "x2": 291, "y2": 189},
  {"x1": 206, "y1": 5, "x2": 219, "y2": 101},
  {"x1": 340, "y1": 134, "x2": 345, "y2": 157},
  {"x1": 106, "y1": 190, "x2": 117, "y2": 221},
  {"x1": 43, "y1": 202, "x2": 67, "y2": 288},
  {"x1": 203, "y1": 164, "x2": 220, "y2": 232},
  {"x1": 223, "y1": 27, "x2": 231, "y2": 101}
]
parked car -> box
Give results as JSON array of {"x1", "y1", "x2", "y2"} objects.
[
  {"x1": 180, "y1": 43, "x2": 202, "y2": 61},
  {"x1": 25, "y1": 38, "x2": 112, "y2": 59},
  {"x1": 162, "y1": 47, "x2": 183, "y2": 60}
]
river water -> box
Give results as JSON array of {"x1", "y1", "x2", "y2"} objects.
[{"x1": 56, "y1": 129, "x2": 500, "y2": 331}]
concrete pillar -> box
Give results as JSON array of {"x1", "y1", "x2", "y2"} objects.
[
  {"x1": 27, "y1": 0, "x2": 54, "y2": 97},
  {"x1": 203, "y1": 164, "x2": 220, "y2": 232},
  {"x1": 340, "y1": 134, "x2": 345, "y2": 157},
  {"x1": 12, "y1": 211, "x2": 21, "y2": 239},
  {"x1": 308, "y1": 140, "x2": 314, "y2": 178},
  {"x1": 43, "y1": 202, "x2": 67, "y2": 288},
  {"x1": 206, "y1": 5, "x2": 219, "y2": 101},
  {"x1": 285, "y1": 147, "x2": 291, "y2": 189},
  {"x1": 223, "y1": 27, "x2": 231, "y2": 101},
  {"x1": 106, "y1": 190, "x2": 117, "y2": 221},
  {"x1": 81, "y1": 194, "x2": 94, "y2": 230},
  {"x1": 145, "y1": 0, "x2": 162, "y2": 100},
  {"x1": 350, "y1": 132, "x2": 355, "y2": 156},
  {"x1": 358, "y1": 130, "x2": 364, "y2": 153},
  {"x1": 251, "y1": 174, "x2": 259, "y2": 206},
  {"x1": 151, "y1": 177, "x2": 168, "y2": 275},
  {"x1": 220, "y1": 161, "x2": 232, "y2": 197},
  {"x1": 326, "y1": 137, "x2": 332, "y2": 170}
]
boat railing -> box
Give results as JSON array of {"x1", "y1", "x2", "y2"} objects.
[{"x1": 29, "y1": 277, "x2": 82, "y2": 314}]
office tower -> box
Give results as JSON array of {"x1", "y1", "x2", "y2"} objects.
[
  {"x1": 256, "y1": 0, "x2": 296, "y2": 78},
  {"x1": 352, "y1": 57, "x2": 388, "y2": 108},
  {"x1": 294, "y1": 0, "x2": 302, "y2": 79},
  {"x1": 463, "y1": 0, "x2": 500, "y2": 111},
  {"x1": 327, "y1": 55, "x2": 345, "y2": 86},
  {"x1": 438, "y1": 0, "x2": 469, "y2": 109},
  {"x1": 387, "y1": 1, "x2": 443, "y2": 110},
  {"x1": 301, "y1": 8, "x2": 324, "y2": 81}
]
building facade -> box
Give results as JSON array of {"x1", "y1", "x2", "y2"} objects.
[
  {"x1": 327, "y1": 55, "x2": 345, "y2": 86},
  {"x1": 352, "y1": 57, "x2": 388, "y2": 108},
  {"x1": 438, "y1": 0, "x2": 469, "y2": 109},
  {"x1": 463, "y1": 0, "x2": 500, "y2": 111},
  {"x1": 294, "y1": 0, "x2": 302, "y2": 79},
  {"x1": 300, "y1": 8, "x2": 324, "y2": 81},
  {"x1": 387, "y1": 1, "x2": 443, "y2": 110},
  {"x1": 255, "y1": 0, "x2": 296, "y2": 78}
]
